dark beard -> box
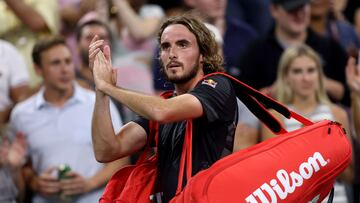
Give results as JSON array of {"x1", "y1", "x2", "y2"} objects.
[{"x1": 164, "y1": 62, "x2": 199, "y2": 85}]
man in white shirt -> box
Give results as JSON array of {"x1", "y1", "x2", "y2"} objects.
[
  {"x1": 0, "y1": 40, "x2": 30, "y2": 124},
  {"x1": 10, "y1": 36, "x2": 127, "y2": 203}
]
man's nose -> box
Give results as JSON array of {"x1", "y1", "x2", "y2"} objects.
[{"x1": 169, "y1": 47, "x2": 178, "y2": 59}]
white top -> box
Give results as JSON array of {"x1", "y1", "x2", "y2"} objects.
[
  {"x1": 0, "y1": 40, "x2": 29, "y2": 110},
  {"x1": 236, "y1": 98, "x2": 259, "y2": 129},
  {"x1": 285, "y1": 104, "x2": 334, "y2": 131},
  {"x1": 10, "y1": 84, "x2": 122, "y2": 203}
]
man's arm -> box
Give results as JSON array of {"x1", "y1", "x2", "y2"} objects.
[
  {"x1": 352, "y1": 94, "x2": 360, "y2": 139},
  {"x1": 0, "y1": 84, "x2": 29, "y2": 124},
  {"x1": 323, "y1": 77, "x2": 345, "y2": 102},
  {"x1": 92, "y1": 89, "x2": 148, "y2": 162},
  {"x1": 4, "y1": 0, "x2": 49, "y2": 32},
  {"x1": 111, "y1": 0, "x2": 163, "y2": 41},
  {"x1": 93, "y1": 51, "x2": 203, "y2": 122},
  {"x1": 233, "y1": 123, "x2": 259, "y2": 152},
  {"x1": 91, "y1": 43, "x2": 204, "y2": 162}
]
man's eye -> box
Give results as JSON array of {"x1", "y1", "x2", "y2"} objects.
[
  {"x1": 179, "y1": 43, "x2": 187, "y2": 48},
  {"x1": 160, "y1": 44, "x2": 170, "y2": 51}
]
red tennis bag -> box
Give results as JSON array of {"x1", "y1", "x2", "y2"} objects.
[
  {"x1": 99, "y1": 120, "x2": 159, "y2": 203},
  {"x1": 170, "y1": 73, "x2": 352, "y2": 203}
]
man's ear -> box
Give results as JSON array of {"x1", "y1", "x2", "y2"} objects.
[
  {"x1": 34, "y1": 64, "x2": 43, "y2": 77},
  {"x1": 200, "y1": 54, "x2": 204, "y2": 63}
]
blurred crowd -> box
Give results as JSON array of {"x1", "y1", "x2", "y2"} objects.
[{"x1": 2, "y1": 0, "x2": 360, "y2": 202}]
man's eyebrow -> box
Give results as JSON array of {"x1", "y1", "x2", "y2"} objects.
[
  {"x1": 176, "y1": 39, "x2": 190, "y2": 44},
  {"x1": 160, "y1": 41, "x2": 170, "y2": 48}
]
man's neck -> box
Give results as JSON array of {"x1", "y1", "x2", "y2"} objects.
[
  {"x1": 292, "y1": 95, "x2": 317, "y2": 114},
  {"x1": 174, "y1": 72, "x2": 205, "y2": 95},
  {"x1": 44, "y1": 86, "x2": 74, "y2": 107},
  {"x1": 275, "y1": 26, "x2": 307, "y2": 47}
]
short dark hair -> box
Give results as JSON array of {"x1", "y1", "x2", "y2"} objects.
[
  {"x1": 75, "y1": 19, "x2": 112, "y2": 43},
  {"x1": 157, "y1": 14, "x2": 224, "y2": 74},
  {"x1": 32, "y1": 36, "x2": 67, "y2": 66}
]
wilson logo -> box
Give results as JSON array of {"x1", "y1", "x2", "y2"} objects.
[{"x1": 245, "y1": 152, "x2": 328, "y2": 203}]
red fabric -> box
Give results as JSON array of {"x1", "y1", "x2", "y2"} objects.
[
  {"x1": 170, "y1": 120, "x2": 352, "y2": 203},
  {"x1": 99, "y1": 156, "x2": 157, "y2": 203}
]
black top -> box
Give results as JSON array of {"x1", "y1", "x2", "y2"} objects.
[
  {"x1": 237, "y1": 28, "x2": 350, "y2": 106},
  {"x1": 134, "y1": 75, "x2": 237, "y2": 202}
]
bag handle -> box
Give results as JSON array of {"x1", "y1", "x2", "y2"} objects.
[
  {"x1": 136, "y1": 120, "x2": 158, "y2": 165},
  {"x1": 175, "y1": 120, "x2": 193, "y2": 195},
  {"x1": 205, "y1": 72, "x2": 313, "y2": 134}
]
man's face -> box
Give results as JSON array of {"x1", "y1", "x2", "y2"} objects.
[
  {"x1": 78, "y1": 24, "x2": 110, "y2": 67},
  {"x1": 159, "y1": 24, "x2": 203, "y2": 84},
  {"x1": 38, "y1": 45, "x2": 75, "y2": 93},
  {"x1": 310, "y1": 0, "x2": 331, "y2": 18},
  {"x1": 271, "y1": 4, "x2": 311, "y2": 37}
]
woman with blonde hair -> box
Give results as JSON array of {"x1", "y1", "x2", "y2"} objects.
[{"x1": 261, "y1": 44, "x2": 353, "y2": 202}]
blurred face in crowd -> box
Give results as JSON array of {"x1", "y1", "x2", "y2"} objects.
[
  {"x1": 271, "y1": 4, "x2": 311, "y2": 37},
  {"x1": 159, "y1": 24, "x2": 203, "y2": 84},
  {"x1": 37, "y1": 45, "x2": 75, "y2": 93},
  {"x1": 285, "y1": 55, "x2": 319, "y2": 99},
  {"x1": 310, "y1": 0, "x2": 331, "y2": 18},
  {"x1": 78, "y1": 24, "x2": 110, "y2": 67},
  {"x1": 185, "y1": 0, "x2": 227, "y2": 21}
]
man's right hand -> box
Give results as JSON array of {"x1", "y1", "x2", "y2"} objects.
[{"x1": 32, "y1": 167, "x2": 61, "y2": 197}]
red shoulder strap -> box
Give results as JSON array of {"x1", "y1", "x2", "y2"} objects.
[{"x1": 203, "y1": 72, "x2": 313, "y2": 134}]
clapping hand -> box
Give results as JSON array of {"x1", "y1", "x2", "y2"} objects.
[
  {"x1": 89, "y1": 36, "x2": 116, "y2": 92},
  {"x1": 7, "y1": 132, "x2": 27, "y2": 168},
  {"x1": 0, "y1": 132, "x2": 27, "y2": 169},
  {"x1": 346, "y1": 57, "x2": 360, "y2": 95}
]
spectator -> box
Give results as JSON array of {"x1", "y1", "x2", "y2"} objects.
[
  {"x1": 75, "y1": 18, "x2": 113, "y2": 90},
  {"x1": 346, "y1": 54, "x2": 360, "y2": 203},
  {"x1": 0, "y1": 131, "x2": 27, "y2": 203},
  {"x1": 0, "y1": 0, "x2": 59, "y2": 88},
  {"x1": 309, "y1": 0, "x2": 360, "y2": 56},
  {"x1": 183, "y1": 0, "x2": 258, "y2": 75},
  {"x1": 0, "y1": 40, "x2": 30, "y2": 125},
  {"x1": 96, "y1": 0, "x2": 165, "y2": 65},
  {"x1": 227, "y1": 0, "x2": 273, "y2": 35},
  {"x1": 238, "y1": 0, "x2": 350, "y2": 106},
  {"x1": 9, "y1": 36, "x2": 127, "y2": 203},
  {"x1": 59, "y1": 0, "x2": 98, "y2": 68},
  {"x1": 261, "y1": 45, "x2": 353, "y2": 202}
]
